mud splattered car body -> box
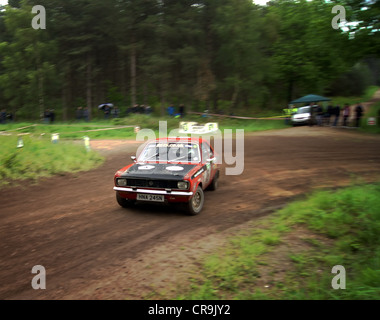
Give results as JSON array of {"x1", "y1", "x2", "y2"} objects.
[{"x1": 114, "y1": 137, "x2": 219, "y2": 215}]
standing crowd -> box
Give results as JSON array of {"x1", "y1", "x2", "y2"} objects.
[
  {"x1": 321, "y1": 103, "x2": 364, "y2": 127},
  {"x1": 0, "y1": 109, "x2": 14, "y2": 124},
  {"x1": 305, "y1": 103, "x2": 365, "y2": 127}
]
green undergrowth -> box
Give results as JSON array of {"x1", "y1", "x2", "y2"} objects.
[
  {"x1": 360, "y1": 101, "x2": 380, "y2": 134},
  {"x1": 0, "y1": 135, "x2": 104, "y2": 187},
  {"x1": 176, "y1": 183, "x2": 380, "y2": 300}
]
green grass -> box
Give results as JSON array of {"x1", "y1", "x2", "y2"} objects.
[
  {"x1": 176, "y1": 183, "x2": 380, "y2": 300},
  {"x1": 0, "y1": 135, "x2": 104, "y2": 187},
  {"x1": 360, "y1": 100, "x2": 380, "y2": 134},
  {"x1": 0, "y1": 115, "x2": 289, "y2": 141}
]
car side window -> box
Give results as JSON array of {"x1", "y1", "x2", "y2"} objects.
[{"x1": 201, "y1": 143, "x2": 213, "y2": 161}]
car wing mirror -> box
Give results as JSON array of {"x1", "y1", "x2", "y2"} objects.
[
  {"x1": 131, "y1": 156, "x2": 136, "y2": 162},
  {"x1": 207, "y1": 157, "x2": 216, "y2": 163}
]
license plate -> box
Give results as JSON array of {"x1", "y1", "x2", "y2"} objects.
[{"x1": 137, "y1": 194, "x2": 164, "y2": 202}]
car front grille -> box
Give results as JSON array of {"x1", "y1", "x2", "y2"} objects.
[{"x1": 126, "y1": 179, "x2": 179, "y2": 189}]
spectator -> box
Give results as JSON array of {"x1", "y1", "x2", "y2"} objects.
[
  {"x1": 316, "y1": 104, "x2": 323, "y2": 126},
  {"x1": 112, "y1": 106, "x2": 120, "y2": 118},
  {"x1": 355, "y1": 103, "x2": 364, "y2": 127},
  {"x1": 0, "y1": 109, "x2": 6, "y2": 124},
  {"x1": 342, "y1": 104, "x2": 350, "y2": 127},
  {"x1": 50, "y1": 109, "x2": 55, "y2": 124},
  {"x1": 43, "y1": 109, "x2": 51, "y2": 124},
  {"x1": 325, "y1": 104, "x2": 333, "y2": 126},
  {"x1": 167, "y1": 104, "x2": 175, "y2": 117},
  {"x1": 103, "y1": 104, "x2": 111, "y2": 119},
  {"x1": 333, "y1": 105, "x2": 341, "y2": 126},
  {"x1": 83, "y1": 107, "x2": 90, "y2": 122},
  {"x1": 309, "y1": 102, "x2": 316, "y2": 127},
  {"x1": 179, "y1": 104, "x2": 185, "y2": 118},
  {"x1": 7, "y1": 111, "x2": 14, "y2": 123},
  {"x1": 76, "y1": 107, "x2": 83, "y2": 121},
  {"x1": 145, "y1": 105, "x2": 152, "y2": 115}
]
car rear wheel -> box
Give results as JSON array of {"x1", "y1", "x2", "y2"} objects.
[
  {"x1": 116, "y1": 193, "x2": 135, "y2": 208},
  {"x1": 187, "y1": 186, "x2": 204, "y2": 215}
]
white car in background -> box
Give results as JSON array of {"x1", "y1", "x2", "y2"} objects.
[{"x1": 291, "y1": 106, "x2": 317, "y2": 126}]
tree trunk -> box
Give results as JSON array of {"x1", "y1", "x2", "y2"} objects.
[
  {"x1": 35, "y1": 42, "x2": 45, "y2": 119},
  {"x1": 230, "y1": 77, "x2": 240, "y2": 114},
  {"x1": 130, "y1": 43, "x2": 137, "y2": 108},
  {"x1": 160, "y1": 86, "x2": 166, "y2": 117},
  {"x1": 38, "y1": 69, "x2": 45, "y2": 119},
  {"x1": 287, "y1": 78, "x2": 294, "y2": 103},
  {"x1": 86, "y1": 54, "x2": 93, "y2": 120},
  {"x1": 61, "y1": 63, "x2": 71, "y2": 121}
]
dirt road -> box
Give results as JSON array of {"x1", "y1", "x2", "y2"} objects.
[{"x1": 1, "y1": 126, "x2": 380, "y2": 300}]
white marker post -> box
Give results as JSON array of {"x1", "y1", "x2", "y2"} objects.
[
  {"x1": 17, "y1": 137, "x2": 24, "y2": 148},
  {"x1": 51, "y1": 133, "x2": 59, "y2": 144},
  {"x1": 83, "y1": 136, "x2": 91, "y2": 152}
]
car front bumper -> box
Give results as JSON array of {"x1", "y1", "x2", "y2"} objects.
[{"x1": 114, "y1": 187, "x2": 193, "y2": 203}]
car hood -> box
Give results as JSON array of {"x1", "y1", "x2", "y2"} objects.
[{"x1": 120, "y1": 163, "x2": 198, "y2": 180}]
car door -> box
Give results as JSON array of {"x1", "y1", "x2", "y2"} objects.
[{"x1": 201, "y1": 141, "x2": 216, "y2": 187}]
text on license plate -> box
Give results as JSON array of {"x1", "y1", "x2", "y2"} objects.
[{"x1": 137, "y1": 194, "x2": 164, "y2": 202}]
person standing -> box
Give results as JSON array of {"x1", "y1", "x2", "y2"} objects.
[
  {"x1": 167, "y1": 104, "x2": 175, "y2": 117},
  {"x1": 355, "y1": 103, "x2": 364, "y2": 127},
  {"x1": 76, "y1": 107, "x2": 83, "y2": 121},
  {"x1": 103, "y1": 104, "x2": 111, "y2": 119},
  {"x1": 179, "y1": 104, "x2": 185, "y2": 118},
  {"x1": 326, "y1": 104, "x2": 333, "y2": 126},
  {"x1": 309, "y1": 102, "x2": 315, "y2": 127},
  {"x1": 316, "y1": 104, "x2": 323, "y2": 126},
  {"x1": 0, "y1": 109, "x2": 6, "y2": 124},
  {"x1": 43, "y1": 109, "x2": 51, "y2": 124},
  {"x1": 50, "y1": 109, "x2": 55, "y2": 124},
  {"x1": 343, "y1": 104, "x2": 350, "y2": 127},
  {"x1": 333, "y1": 105, "x2": 341, "y2": 126},
  {"x1": 83, "y1": 107, "x2": 90, "y2": 122}
]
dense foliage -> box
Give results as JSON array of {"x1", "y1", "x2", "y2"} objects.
[{"x1": 0, "y1": 0, "x2": 378, "y2": 120}]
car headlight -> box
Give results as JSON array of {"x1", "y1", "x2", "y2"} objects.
[
  {"x1": 177, "y1": 181, "x2": 189, "y2": 190},
  {"x1": 117, "y1": 178, "x2": 127, "y2": 187}
]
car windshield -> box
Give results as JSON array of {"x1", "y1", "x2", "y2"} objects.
[
  {"x1": 139, "y1": 142, "x2": 201, "y2": 163},
  {"x1": 297, "y1": 106, "x2": 311, "y2": 114}
]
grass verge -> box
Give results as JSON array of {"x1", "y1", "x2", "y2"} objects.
[
  {"x1": 0, "y1": 116, "x2": 289, "y2": 140},
  {"x1": 360, "y1": 100, "x2": 380, "y2": 134},
  {"x1": 0, "y1": 135, "x2": 104, "y2": 187},
  {"x1": 177, "y1": 183, "x2": 380, "y2": 300}
]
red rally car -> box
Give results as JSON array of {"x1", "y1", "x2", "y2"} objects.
[{"x1": 114, "y1": 137, "x2": 220, "y2": 215}]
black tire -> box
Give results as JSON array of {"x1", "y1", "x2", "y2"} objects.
[
  {"x1": 186, "y1": 186, "x2": 204, "y2": 215},
  {"x1": 116, "y1": 193, "x2": 135, "y2": 208},
  {"x1": 207, "y1": 171, "x2": 219, "y2": 191}
]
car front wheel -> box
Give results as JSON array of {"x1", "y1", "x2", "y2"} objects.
[
  {"x1": 116, "y1": 193, "x2": 135, "y2": 208},
  {"x1": 187, "y1": 186, "x2": 204, "y2": 215}
]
